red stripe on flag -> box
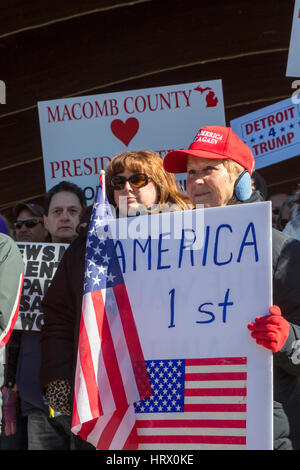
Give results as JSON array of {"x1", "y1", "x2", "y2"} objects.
[
  {"x1": 185, "y1": 387, "x2": 247, "y2": 397},
  {"x1": 135, "y1": 357, "x2": 247, "y2": 449},
  {"x1": 71, "y1": 395, "x2": 80, "y2": 428},
  {"x1": 184, "y1": 403, "x2": 247, "y2": 412},
  {"x1": 78, "y1": 418, "x2": 98, "y2": 441},
  {"x1": 138, "y1": 435, "x2": 246, "y2": 445},
  {"x1": 185, "y1": 372, "x2": 247, "y2": 381},
  {"x1": 186, "y1": 357, "x2": 247, "y2": 366},
  {"x1": 0, "y1": 273, "x2": 24, "y2": 346},
  {"x1": 123, "y1": 421, "x2": 139, "y2": 450},
  {"x1": 113, "y1": 283, "x2": 151, "y2": 400},
  {"x1": 91, "y1": 291, "x2": 128, "y2": 410},
  {"x1": 77, "y1": 311, "x2": 103, "y2": 417},
  {"x1": 136, "y1": 419, "x2": 246, "y2": 429},
  {"x1": 97, "y1": 407, "x2": 128, "y2": 449},
  {"x1": 72, "y1": 185, "x2": 149, "y2": 450}
]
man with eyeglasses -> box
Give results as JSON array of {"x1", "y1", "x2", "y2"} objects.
[
  {"x1": 269, "y1": 193, "x2": 289, "y2": 230},
  {"x1": 13, "y1": 203, "x2": 48, "y2": 243},
  {"x1": 8, "y1": 187, "x2": 86, "y2": 451},
  {"x1": 2, "y1": 203, "x2": 48, "y2": 450}
]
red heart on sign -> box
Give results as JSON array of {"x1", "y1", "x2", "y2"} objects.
[{"x1": 110, "y1": 118, "x2": 139, "y2": 146}]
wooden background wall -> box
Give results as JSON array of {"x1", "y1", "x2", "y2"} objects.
[{"x1": 0, "y1": 0, "x2": 299, "y2": 222}]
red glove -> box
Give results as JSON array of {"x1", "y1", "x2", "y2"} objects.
[
  {"x1": 247, "y1": 305, "x2": 290, "y2": 353},
  {"x1": 1, "y1": 386, "x2": 17, "y2": 436}
]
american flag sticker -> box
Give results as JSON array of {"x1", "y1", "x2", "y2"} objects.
[{"x1": 135, "y1": 357, "x2": 247, "y2": 450}]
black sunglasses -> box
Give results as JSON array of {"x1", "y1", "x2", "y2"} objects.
[
  {"x1": 13, "y1": 219, "x2": 43, "y2": 229},
  {"x1": 110, "y1": 173, "x2": 153, "y2": 190}
]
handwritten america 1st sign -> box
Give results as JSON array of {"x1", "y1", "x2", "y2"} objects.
[
  {"x1": 230, "y1": 97, "x2": 300, "y2": 169},
  {"x1": 83, "y1": 201, "x2": 273, "y2": 450}
]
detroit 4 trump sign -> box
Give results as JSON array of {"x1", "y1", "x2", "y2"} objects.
[
  {"x1": 37, "y1": 80, "x2": 225, "y2": 201},
  {"x1": 230, "y1": 97, "x2": 300, "y2": 169},
  {"x1": 84, "y1": 201, "x2": 273, "y2": 450}
]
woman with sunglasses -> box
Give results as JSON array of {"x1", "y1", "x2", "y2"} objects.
[
  {"x1": 106, "y1": 150, "x2": 191, "y2": 216},
  {"x1": 40, "y1": 150, "x2": 191, "y2": 449}
]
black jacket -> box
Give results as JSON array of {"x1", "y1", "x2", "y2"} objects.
[
  {"x1": 244, "y1": 191, "x2": 300, "y2": 449},
  {"x1": 271, "y1": 226, "x2": 300, "y2": 449},
  {"x1": 40, "y1": 195, "x2": 300, "y2": 449}
]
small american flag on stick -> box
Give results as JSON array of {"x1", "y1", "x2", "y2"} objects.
[{"x1": 71, "y1": 171, "x2": 151, "y2": 450}]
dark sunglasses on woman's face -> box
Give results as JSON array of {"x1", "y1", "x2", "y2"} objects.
[
  {"x1": 13, "y1": 219, "x2": 43, "y2": 229},
  {"x1": 110, "y1": 173, "x2": 153, "y2": 190}
]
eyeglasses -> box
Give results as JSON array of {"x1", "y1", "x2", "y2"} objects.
[
  {"x1": 13, "y1": 219, "x2": 43, "y2": 230},
  {"x1": 110, "y1": 173, "x2": 153, "y2": 190}
]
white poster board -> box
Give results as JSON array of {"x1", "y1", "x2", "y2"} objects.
[
  {"x1": 38, "y1": 80, "x2": 225, "y2": 200},
  {"x1": 287, "y1": 0, "x2": 300, "y2": 77},
  {"x1": 106, "y1": 201, "x2": 273, "y2": 450},
  {"x1": 230, "y1": 98, "x2": 300, "y2": 169},
  {"x1": 15, "y1": 242, "x2": 68, "y2": 331}
]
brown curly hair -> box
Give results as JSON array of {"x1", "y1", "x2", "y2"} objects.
[{"x1": 77, "y1": 151, "x2": 193, "y2": 234}]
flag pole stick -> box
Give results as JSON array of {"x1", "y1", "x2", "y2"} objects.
[{"x1": 100, "y1": 169, "x2": 106, "y2": 200}]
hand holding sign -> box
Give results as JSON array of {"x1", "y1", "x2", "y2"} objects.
[{"x1": 248, "y1": 305, "x2": 290, "y2": 353}]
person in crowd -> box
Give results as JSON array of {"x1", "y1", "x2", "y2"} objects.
[
  {"x1": 7, "y1": 202, "x2": 54, "y2": 451},
  {"x1": 12, "y1": 203, "x2": 47, "y2": 242},
  {"x1": 8, "y1": 183, "x2": 86, "y2": 451},
  {"x1": 1, "y1": 203, "x2": 47, "y2": 450},
  {"x1": 276, "y1": 195, "x2": 295, "y2": 232},
  {"x1": 162, "y1": 125, "x2": 300, "y2": 450},
  {"x1": 42, "y1": 181, "x2": 87, "y2": 450},
  {"x1": 0, "y1": 233, "x2": 24, "y2": 444},
  {"x1": 0, "y1": 212, "x2": 25, "y2": 449},
  {"x1": 269, "y1": 192, "x2": 293, "y2": 231},
  {"x1": 0, "y1": 214, "x2": 12, "y2": 237},
  {"x1": 43, "y1": 181, "x2": 87, "y2": 244},
  {"x1": 251, "y1": 170, "x2": 268, "y2": 200},
  {"x1": 283, "y1": 186, "x2": 300, "y2": 241},
  {"x1": 40, "y1": 151, "x2": 191, "y2": 450}
]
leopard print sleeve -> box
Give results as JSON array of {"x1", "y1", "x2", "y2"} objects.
[{"x1": 45, "y1": 379, "x2": 72, "y2": 415}]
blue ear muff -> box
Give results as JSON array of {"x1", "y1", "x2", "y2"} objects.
[{"x1": 234, "y1": 170, "x2": 252, "y2": 202}]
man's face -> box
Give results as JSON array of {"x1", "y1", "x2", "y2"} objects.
[
  {"x1": 269, "y1": 193, "x2": 288, "y2": 227},
  {"x1": 44, "y1": 191, "x2": 82, "y2": 243},
  {"x1": 186, "y1": 156, "x2": 235, "y2": 208},
  {"x1": 15, "y1": 208, "x2": 48, "y2": 242}
]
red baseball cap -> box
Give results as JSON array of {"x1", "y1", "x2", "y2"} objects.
[{"x1": 163, "y1": 126, "x2": 255, "y2": 175}]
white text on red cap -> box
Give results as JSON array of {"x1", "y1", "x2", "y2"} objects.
[{"x1": 193, "y1": 130, "x2": 224, "y2": 146}]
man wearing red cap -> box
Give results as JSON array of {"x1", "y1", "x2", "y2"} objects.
[{"x1": 164, "y1": 125, "x2": 300, "y2": 450}]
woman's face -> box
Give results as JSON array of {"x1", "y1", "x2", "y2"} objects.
[
  {"x1": 112, "y1": 171, "x2": 159, "y2": 216},
  {"x1": 186, "y1": 156, "x2": 235, "y2": 208}
]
